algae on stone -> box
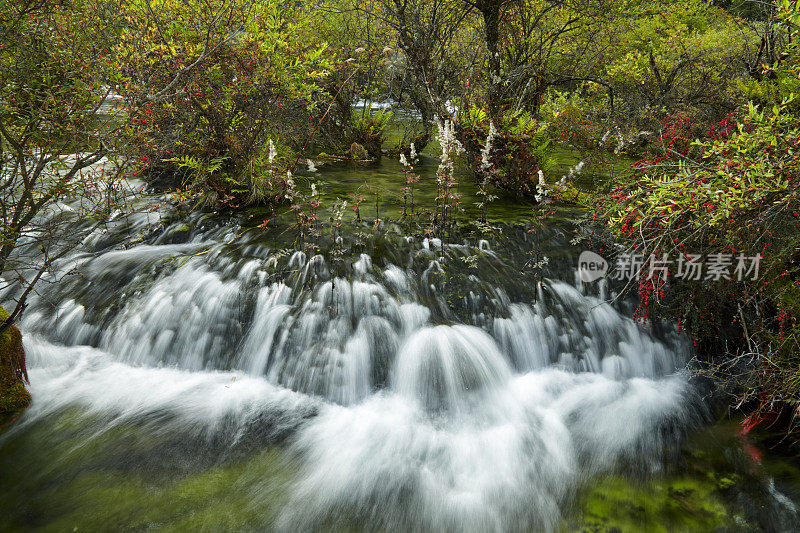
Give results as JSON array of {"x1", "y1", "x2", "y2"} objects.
[
  {"x1": 0, "y1": 305, "x2": 30, "y2": 420},
  {"x1": 574, "y1": 474, "x2": 754, "y2": 533}
]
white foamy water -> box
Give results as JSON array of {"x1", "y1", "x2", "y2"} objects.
[
  {"x1": 20, "y1": 337, "x2": 319, "y2": 443},
  {"x1": 282, "y1": 370, "x2": 692, "y2": 531},
  {"x1": 17, "y1": 322, "x2": 695, "y2": 531},
  {"x1": 4, "y1": 218, "x2": 710, "y2": 531}
]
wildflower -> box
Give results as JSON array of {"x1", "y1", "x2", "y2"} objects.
[
  {"x1": 435, "y1": 120, "x2": 464, "y2": 222},
  {"x1": 310, "y1": 183, "x2": 317, "y2": 196},
  {"x1": 410, "y1": 143, "x2": 418, "y2": 164},
  {"x1": 480, "y1": 121, "x2": 497, "y2": 174},
  {"x1": 307, "y1": 159, "x2": 318, "y2": 173},
  {"x1": 568, "y1": 161, "x2": 585, "y2": 178},
  {"x1": 535, "y1": 170, "x2": 549, "y2": 202},
  {"x1": 614, "y1": 128, "x2": 625, "y2": 155},
  {"x1": 399, "y1": 153, "x2": 409, "y2": 168},
  {"x1": 285, "y1": 170, "x2": 295, "y2": 200},
  {"x1": 436, "y1": 119, "x2": 463, "y2": 163},
  {"x1": 333, "y1": 200, "x2": 348, "y2": 221},
  {"x1": 268, "y1": 139, "x2": 277, "y2": 164}
]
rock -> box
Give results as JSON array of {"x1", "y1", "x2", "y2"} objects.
[
  {"x1": 350, "y1": 142, "x2": 369, "y2": 161},
  {"x1": 630, "y1": 130, "x2": 655, "y2": 147},
  {"x1": 0, "y1": 306, "x2": 31, "y2": 423},
  {"x1": 618, "y1": 131, "x2": 655, "y2": 153},
  {"x1": 158, "y1": 224, "x2": 192, "y2": 244}
]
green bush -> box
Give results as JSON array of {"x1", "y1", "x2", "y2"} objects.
[
  {"x1": 459, "y1": 109, "x2": 555, "y2": 197},
  {"x1": 348, "y1": 107, "x2": 392, "y2": 159},
  {"x1": 540, "y1": 86, "x2": 611, "y2": 147},
  {"x1": 120, "y1": 0, "x2": 333, "y2": 206},
  {"x1": 593, "y1": 1, "x2": 800, "y2": 425}
]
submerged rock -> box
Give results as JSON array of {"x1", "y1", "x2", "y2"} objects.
[
  {"x1": 576, "y1": 475, "x2": 738, "y2": 532},
  {"x1": 0, "y1": 306, "x2": 31, "y2": 423}
]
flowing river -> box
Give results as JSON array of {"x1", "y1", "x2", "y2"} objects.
[{"x1": 1, "y1": 156, "x2": 800, "y2": 531}]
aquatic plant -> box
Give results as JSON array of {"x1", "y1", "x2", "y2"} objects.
[
  {"x1": 435, "y1": 119, "x2": 464, "y2": 229},
  {"x1": 475, "y1": 122, "x2": 499, "y2": 222},
  {"x1": 400, "y1": 142, "x2": 421, "y2": 217}
]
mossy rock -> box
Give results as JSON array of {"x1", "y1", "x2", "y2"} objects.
[
  {"x1": 349, "y1": 142, "x2": 369, "y2": 161},
  {"x1": 3, "y1": 441, "x2": 292, "y2": 531},
  {"x1": 574, "y1": 475, "x2": 750, "y2": 533},
  {"x1": 0, "y1": 306, "x2": 31, "y2": 421},
  {"x1": 161, "y1": 224, "x2": 192, "y2": 244}
]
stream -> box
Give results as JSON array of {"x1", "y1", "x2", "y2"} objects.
[{"x1": 1, "y1": 155, "x2": 800, "y2": 532}]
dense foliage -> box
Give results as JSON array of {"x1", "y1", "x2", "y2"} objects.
[
  {"x1": 118, "y1": 0, "x2": 333, "y2": 205},
  {"x1": 595, "y1": 0, "x2": 800, "y2": 429}
]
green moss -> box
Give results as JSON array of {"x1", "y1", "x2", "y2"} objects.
[
  {"x1": 573, "y1": 475, "x2": 749, "y2": 533},
  {"x1": 0, "y1": 406, "x2": 295, "y2": 531},
  {"x1": 0, "y1": 381, "x2": 31, "y2": 415},
  {"x1": 0, "y1": 305, "x2": 31, "y2": 420},
  {"x1": 33, "y1": 447, "x2": 291, "y2": 532}
]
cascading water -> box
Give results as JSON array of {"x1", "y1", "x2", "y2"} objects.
[{"x1": 1, "y1": 182, "x2": 798, "y2": 531}]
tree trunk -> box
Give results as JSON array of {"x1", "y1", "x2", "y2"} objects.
[{"x1": 481, "y1": 3, "x2": 502, "y2": 122}]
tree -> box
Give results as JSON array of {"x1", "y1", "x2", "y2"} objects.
[
  {"x1": 601, "y1": 0, "x2": 758, "y2": 125},
  {"x1": 0, "y1": 0, "x2": 131, "y2": 334},
  {"x1": 339, "y1": 0, "x2": 612, "y2": 193},
  {"x1": 118, "y1": 0, "x2": 334, "y2": 205}
]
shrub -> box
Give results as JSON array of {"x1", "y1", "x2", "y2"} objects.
[
  {"x1": 348, "y1": 107, "x2": 391, "y2": 159},
  {"x1": 120, "y1": 0, "x2": 333, "y2": 206},
  {"x1": 595, "y1": 28, "x2": 800, "y2": 427},
  {"x1": 459, "y1": 109, "x2": 555, "y2": 198},
  {"x1": 540, "y1": 86, "x2": 611, "y2": 147}
]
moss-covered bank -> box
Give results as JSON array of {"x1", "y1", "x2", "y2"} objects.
[{"x1": 0, "y1": 306, "x2": 30, "y2": 423}]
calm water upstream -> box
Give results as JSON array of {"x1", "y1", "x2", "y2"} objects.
[{"x1": 1, "y1": 156, "x2": 799, "y2": 532}]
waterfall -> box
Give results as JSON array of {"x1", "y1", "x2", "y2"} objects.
[
  {"x1": 393, "y1": 325, "x2": 512, "y2": 414},
  {"x1": 4, "y1": 200, "x2": 792, "y2": 531}
]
